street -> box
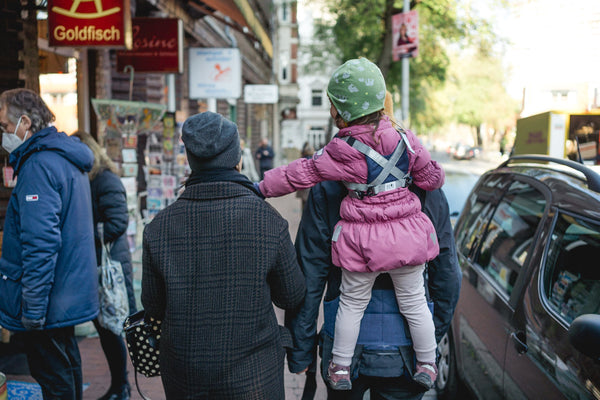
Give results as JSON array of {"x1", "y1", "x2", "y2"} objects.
[
  {"x1": 2, "y1": 151, "x2": 501, "y2": 399},
  {"x1": 1, "y1": 0, "x2": 597, "y2": 397}
]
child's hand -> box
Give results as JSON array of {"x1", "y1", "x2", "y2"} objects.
[{"x1": 253, "y1": 182, "x2": 265, "y2": 199}]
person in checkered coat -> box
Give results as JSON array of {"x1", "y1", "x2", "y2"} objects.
[{"x1": 141, "y1": 112, "x2": 305, "y2": 399}]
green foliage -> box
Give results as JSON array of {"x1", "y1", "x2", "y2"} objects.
[
  {"x1": 308, "y1": 0, "x2": 515, "y2": 137},
  {"x1": 442, "y1": 49, "x2": 519, "y2": 133}
]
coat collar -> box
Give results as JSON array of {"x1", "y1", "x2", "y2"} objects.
[{"x1": 178, "y1": 180, "x2": 257, "y2": 201}]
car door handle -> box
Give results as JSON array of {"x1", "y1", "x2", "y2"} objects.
[{"x1": 511, "y1": 332, "x2": 528, "y2": 354}]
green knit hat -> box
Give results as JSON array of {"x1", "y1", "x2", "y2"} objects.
[{"x1": 326, "y1": 58, "x2": 387, "y2": 123}]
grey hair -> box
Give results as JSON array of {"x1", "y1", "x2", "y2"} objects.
[{"x1": 0, "y1": 89, "x2": 55, "y2": 134}]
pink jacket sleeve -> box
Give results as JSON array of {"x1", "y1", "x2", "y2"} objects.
[
  {"x1": 406, "y1": 131, "x2": 445, "y2": 191},
  {"x1": 259, "y1": 138, "x2": 366, "y2": 198}
]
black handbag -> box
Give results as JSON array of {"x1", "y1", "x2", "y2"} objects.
[{"x1": 123, "y1": 310, "x2": 162, "y2": 400}]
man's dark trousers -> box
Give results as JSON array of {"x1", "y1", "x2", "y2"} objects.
[
  {"x1": 327, "y1": 375, "x2": 425, "y2": 400},
  {"x1": 21, "y1": 326, "x2": 83, "y2": 400}
]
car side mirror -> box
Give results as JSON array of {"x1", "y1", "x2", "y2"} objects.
[{"x1": 569, "y1": 314, "x2": 600, "y2": 361}]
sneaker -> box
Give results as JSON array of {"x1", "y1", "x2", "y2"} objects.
[
  {"x1": 327, "y1": 360, "x2": 352, "y2": 390},
  {"x1": 413, "y1": 362, "x2": 438, "y2": 390}
]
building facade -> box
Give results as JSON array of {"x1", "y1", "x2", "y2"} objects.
[{"x1": 0, "y1": 0, "x2": 276, "y2": 225}]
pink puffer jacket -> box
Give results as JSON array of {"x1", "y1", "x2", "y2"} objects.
[{"x1": 260, "y1": 117, "x2": 445, "y2": 272}]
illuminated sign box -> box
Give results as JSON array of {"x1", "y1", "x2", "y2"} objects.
[
  {"x1": 116, "y1": 18, "x2": 183, "y2": 73},
  {"x1": 48, "y1": 0, "x2": 131, "y2": 48},
  {"x1": 189, "y1": 48, "x2": 241, "y2": 99}
]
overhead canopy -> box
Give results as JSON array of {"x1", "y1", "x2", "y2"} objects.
[
  {"x1": 200, "y1": 0, "x2": 248, "y2": 29},
  {"x1": 192, "y1": 0, "x2": 272, "y2": 58}
]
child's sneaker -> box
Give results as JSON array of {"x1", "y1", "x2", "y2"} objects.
[
  {"x1": 327, "y1": 360, "x2": 352, "y2": 390},
  {"x1": 413, "y1": 362, "x2": 438, "y2": 390}
]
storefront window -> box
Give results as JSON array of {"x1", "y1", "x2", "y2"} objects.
[{"x1": 39, "y1": 57, "x2": 78, "y2": 135}]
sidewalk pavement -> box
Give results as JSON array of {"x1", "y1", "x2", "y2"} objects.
[{"x1": 2, "y1": 194, "x2": 434, "y2": 399}]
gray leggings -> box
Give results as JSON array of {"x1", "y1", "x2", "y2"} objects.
[{"x1": 332, "y1": 264, "x2": 437, "y2": 366}]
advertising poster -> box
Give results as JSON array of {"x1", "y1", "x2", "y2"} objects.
[
  {"x1": 188, "y1": 48, "x2": 241, "y2": 99},
  {"x1": 392, "y1": 10, "x2": 419, "y2": 61}
]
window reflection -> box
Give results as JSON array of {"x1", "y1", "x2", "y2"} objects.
[
  {"x1": 544, "y1": 213, "x2": 600, "y2": 324},
  {"x1": 477, "y1": 181, "x2": 546, "y2": 296}
]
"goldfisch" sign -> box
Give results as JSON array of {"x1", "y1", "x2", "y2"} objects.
[{"x1": 48, "y1": 0, "x2": 131, "y2": 48}]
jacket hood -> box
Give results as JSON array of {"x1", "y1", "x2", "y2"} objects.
[{"x1": 9, "y1": 126, "x2": 94, "y2": 174}]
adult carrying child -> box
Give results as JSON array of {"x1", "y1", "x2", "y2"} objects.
[{"x1": 256, "y1": 58, "x2": 444, "y2": 391}]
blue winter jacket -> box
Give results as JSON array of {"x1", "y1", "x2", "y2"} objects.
[
  {"x1": 285, "y1": 181, "x2": 461, "y2": 379},
  {"x1": 0, "y1": 126, "x2": 98, "y2": 331}
]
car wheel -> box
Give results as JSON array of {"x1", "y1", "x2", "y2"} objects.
[{"x1": 436, "y1": 329, "x2": 460, "y2": 400}]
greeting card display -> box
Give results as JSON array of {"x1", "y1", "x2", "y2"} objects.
[
  {"x1": 122, "y1": 148, "x2": 137, "y2": 163},
  {"x1": 122, "y1": 163, "x2": 139, "y2": 177}
]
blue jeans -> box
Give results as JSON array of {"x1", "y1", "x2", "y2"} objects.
[{"x1": 21, "y1": 326, "x2": 83, "y2": 400}]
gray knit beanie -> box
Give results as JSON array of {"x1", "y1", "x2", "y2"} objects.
[{"x1": 181, "y1": 112, "x2": 242, "y2": 171}]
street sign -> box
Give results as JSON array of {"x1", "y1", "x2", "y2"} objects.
[{"x1": 244, "y1": 84, "x2": 278, "y2": 104}]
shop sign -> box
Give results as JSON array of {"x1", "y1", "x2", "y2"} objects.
[
  {"x1": 244, "y1": 84, "x2": 278, "y2": 104},
  {"x1": 116, "y1": 18, "x2": 183, "y2": 73},
  {"x1": 189, "y1": 48, "x2": 241, "y2": 99},
  {"x1": 48, "y1": 0, "x2": 131, "y2": 48}
]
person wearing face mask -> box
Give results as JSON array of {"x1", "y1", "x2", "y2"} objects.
[{"x1": 0, "y1": 88, "x2": 98, "y2": 400}]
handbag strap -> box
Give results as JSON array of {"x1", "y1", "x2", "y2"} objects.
[
  {"x1": 98, "y1": 222, "x2": 113, "y2": 255},
  {"x1": 134, "y1": 370, "x2": 152, "y2": 400}
]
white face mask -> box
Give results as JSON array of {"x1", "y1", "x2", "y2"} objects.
[{"x1": 2, "y1": 116, "x2": 24, "y2": 154}]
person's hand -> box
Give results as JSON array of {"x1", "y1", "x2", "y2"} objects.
[
  {"x1": 21, "y1": 316, "x2": 45, "y2": 330},
  {"x1": 296, "y1": 367, "x2": 309, "y2": 374},
  {"x1": 253, "y1": 182, "x2": 265, "y2": 199}
]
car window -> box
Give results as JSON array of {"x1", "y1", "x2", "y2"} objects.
[
  {"x1": 456, "y1": 174, "x2": 509, "y2": 257},
  {"x1": 456, "y1": 200, "x2": 493, "y2": 257},
  {"x1": 543, "y1": 213, "x2": 600, "y2": 325},
  {"x1": 476, "y1": 181, "x2": 546, "y2": 297}
]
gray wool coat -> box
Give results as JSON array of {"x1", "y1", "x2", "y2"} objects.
[{"x1": 141, "y1": 181, "x2": 306, "y2": 399}]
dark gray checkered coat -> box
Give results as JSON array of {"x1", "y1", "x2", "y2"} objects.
[{"x1": 141, "y1": 182, "x2": 305, "y2": 399}]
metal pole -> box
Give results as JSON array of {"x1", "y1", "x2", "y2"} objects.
[
  {"x1": 167, "y1": 74, "x2": 176, "y2": 113},
  {"x1": 208, "y1": 98, "x2": 217, "y2": 112},
  {"x1": 401, "y1": 0, "x2": 410, "y2": 125}
]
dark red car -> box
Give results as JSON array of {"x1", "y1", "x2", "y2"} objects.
[{"x1": 436, "y1": 155, "x2": 600, "y2": 399}]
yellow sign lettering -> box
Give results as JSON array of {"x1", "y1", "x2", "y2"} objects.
[{"x1": 53, "y1": 25, "x2": 121, "y2": 42}]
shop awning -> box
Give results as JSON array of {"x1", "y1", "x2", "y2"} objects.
[
  {"x1": 192, "y1": 0, "x2": 272, "y2": 58},
  {"x1": 200, "y1": 0, "x2": 247, "y2": 28}
]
